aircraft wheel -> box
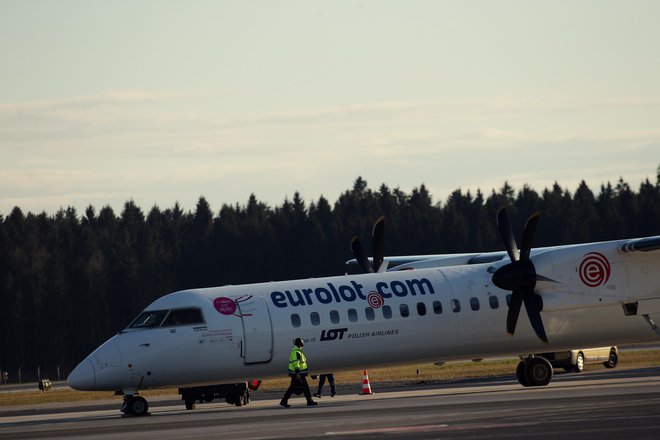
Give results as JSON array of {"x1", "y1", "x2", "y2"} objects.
[
  {"x1": 234, "y1": 392, "x2": 243, "y2": 407},
  {"x1": 131, "y1": 396, "x2": 149, "y2": 416},
  {"x1": 185, "y1": 399, "x2": 196, "y2": 410},
  {"x1": 573, "y1": 352, "x2": 585, "y2": 373},
  {"x1": 516, "y1": 361, "x2": 530, "y2": 387},
  {"x1": 604, "y1": 349, "x2": 618, "y2": 368},
  {"x1": 123, "y1": 396, "x2": 149, "y2": 416},
  {"x1": 524, "y1": 357, "x2": 553, "y2": 386}
]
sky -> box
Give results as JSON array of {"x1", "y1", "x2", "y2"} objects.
[{"x1": 1, "y1": 0, "x2": 659, "y2": 216}]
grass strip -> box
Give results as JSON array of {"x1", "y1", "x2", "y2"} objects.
[{"x1": 1, "y1": 349, "x2": 658, "y2": 407}]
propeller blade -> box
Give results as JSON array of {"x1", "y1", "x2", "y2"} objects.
[
  {"x1": 519, "y1": 212, "x2": 540, "y2": 261},
  {"x1": 497, "y1": 207, "x2": 519, "y2": 262},
  {"x1": 350, "y1": 237, "x2": 372, "y2": 273},
  {"x1": 494, "y1": 208, "x2": 548, "y2": 344},
  {"x1": 372, "y1": 216, "x2": 385, "y2": 272},
  {"x1": 506, "y1": 290, "x2": 524, "y2": 336},
  {"x1": 523, "y1": 292, "x2": 548, "y2": 344}
]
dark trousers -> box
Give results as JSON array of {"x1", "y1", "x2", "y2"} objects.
[
  {"x1": 316, "y1": 374, "x2": 336, "y2": 395},
  {"x1": 280, "y1": 374, "x2": 313, "y2": 404}
]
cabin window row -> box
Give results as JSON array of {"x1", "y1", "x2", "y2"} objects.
[{"x1": 289, "y1": 294, "x2": 510, "y2": 328}]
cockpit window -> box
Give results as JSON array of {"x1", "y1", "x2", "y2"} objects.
[
  {"x1": 129, "y1": 310, "x2": 168, "y2": 329},
  {"x1": 162, "y1": 308, "x2": 205, "y2": 327},
  {"x1": 127, "y1": 307, "x2": 205, "y2": 330}
]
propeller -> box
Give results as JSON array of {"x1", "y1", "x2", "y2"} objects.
[
  {"x1": 491, "y1": 207, "x2": 548, "y2": 344},
  {"x1": 351, "y1": 216, "x2": 386, "y2": 273}
]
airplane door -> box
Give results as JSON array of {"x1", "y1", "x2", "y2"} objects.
[{"x1": 236, "y1": 295, "x2": 273, "y2": 364}]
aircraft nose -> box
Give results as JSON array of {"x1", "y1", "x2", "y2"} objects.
[{"x1": 67, "y1": 359, "x2": 96, "y2": 390}]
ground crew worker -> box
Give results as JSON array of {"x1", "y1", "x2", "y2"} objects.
[
  {"x1": 314, "y1": 373, "x2": 336, "y2": 398},
  {"x1": 279, "y1": 338, "x2": 317, "y2": 407}
]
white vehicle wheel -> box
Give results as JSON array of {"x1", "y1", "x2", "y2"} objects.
[
  {"x1": 574, "y1": 352, "x2": 585, "y2": 373},
  {"x1": 604, "y1": 349, "x2": 618, "y2": 368}
]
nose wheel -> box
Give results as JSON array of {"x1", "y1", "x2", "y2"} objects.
[{"x1": 121, "y1": 395, "x2": 149, "y2": 416}]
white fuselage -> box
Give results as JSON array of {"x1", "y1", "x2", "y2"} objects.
[{"x1": 68, "y1": 237, "x2": 660, "y2": 393}]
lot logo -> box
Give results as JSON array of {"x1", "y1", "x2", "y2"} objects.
[
  {"x1": 579, "y1": 252, "x2": 611, "y2": 287},
  {"x1": 320, "y1": 328, "x2": 348, "y2": 341}
]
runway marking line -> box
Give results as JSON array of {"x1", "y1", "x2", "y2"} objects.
[{"x1": 325, "y1": 421, "x2": 534, "y2": 435}]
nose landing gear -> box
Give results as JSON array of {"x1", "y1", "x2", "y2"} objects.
[{"x1": 121, "y1": 395, "x2": 149, "y2": 416}]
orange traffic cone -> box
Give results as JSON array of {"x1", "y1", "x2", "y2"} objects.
[{"x1": 360, "y1": 370, "x2": 374, "y2": 395}]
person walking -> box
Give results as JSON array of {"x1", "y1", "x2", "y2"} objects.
[
  {"x1": 314, "y1": 373, "x2": 336, "y2": 398},
  {"x1": 280, "y1": 338, "x2": 318, "y2": 408}
]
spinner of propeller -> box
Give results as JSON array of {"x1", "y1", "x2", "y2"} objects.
[{"x1": 351, "y1": 209, "x2": 549, "y2": 344}]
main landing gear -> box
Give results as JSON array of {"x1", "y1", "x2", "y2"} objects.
[
  {"x1": 121, "y1": 395, "x2": 149, "y2": 416},
  {"x1": 515, "y1": 355, "x2": 553, "y2": 387}
]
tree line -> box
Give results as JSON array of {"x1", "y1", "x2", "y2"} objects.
[{"x1": 1, "y1": 171, "x2": 660, "y2": 382}]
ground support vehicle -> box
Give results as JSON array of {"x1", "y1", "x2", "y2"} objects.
[
  {"x1": 179, "y1": 382, "x2": 251, "y2": 410},
  {"x1": 537, "y1": 346, "x2": 618, "y2": 373}
]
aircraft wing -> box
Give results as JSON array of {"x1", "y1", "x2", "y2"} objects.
[
  {"x1": 346, "y1": 251, "x2": 508, "y2": 271},
  {"x1": 347, "y1": 234, "x2": 660, "y2": 271}
]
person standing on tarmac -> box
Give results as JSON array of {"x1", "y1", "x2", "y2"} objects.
[
  {"x1": 280, "y1": 338, "x2": 318, "y2": 408},
  {"x1": 314, "y1": 373, "x2": 336, "y2": 398}
]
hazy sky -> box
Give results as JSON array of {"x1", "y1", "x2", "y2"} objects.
[{"x1": 1, "y1": 0, "x2": 659, "y2": 216}]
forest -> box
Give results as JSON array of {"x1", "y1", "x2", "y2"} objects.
[{"x1": 1, "y1": 171, "x2": 660, "y2": 383}]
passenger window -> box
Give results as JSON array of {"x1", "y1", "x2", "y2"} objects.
[
  {"x1": 129, "y1": 310, "x2": 168, "y2": 329},
  {"x1": 489, "y1": 296, "x2": 499, "y2": 309},
  {"x1": 433, "y1": 301, "x2": 443, "y2": 314},
  {"x1": 470, "y1": 297, "x2": 480, "y2": 311},
  {"x1": 451, "y1": 299, "x2": 461, "y2": 313},
  {"x1": 382, "y1": 305, "x2": 392, "y2": 319},
  {"x1": 348, "y1": 308, "x2": 358, "y2": 322},
  {"x1": 365, "y1": 307, "x2": 375, "y2": 321},
  {"x1": 417, "y1": 302, "x2": 427, "y2": 316},
  {"x1": 291, "y1": 314, "x2": 301, "y2": 328},
  {"x1": 310, "y1": 312, "x2": 320, "y2": 326},
  {"x1": 400, "y1": 304, "x2": 409, "y2": 317},
  {"x1": 330, "y1": 310, "x2": 340, "y2": 324},
  {"x1": 163, "y1": 308, "x2": 205, "y2": 326}
]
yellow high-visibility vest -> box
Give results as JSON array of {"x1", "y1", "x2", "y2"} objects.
[{"x1": 288, "y1": 346, "x2": 308, "y2": 374}]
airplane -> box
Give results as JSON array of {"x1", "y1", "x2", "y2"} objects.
[{"x1": 67, "y1": 208, "x2": 660, "y2": 416}]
